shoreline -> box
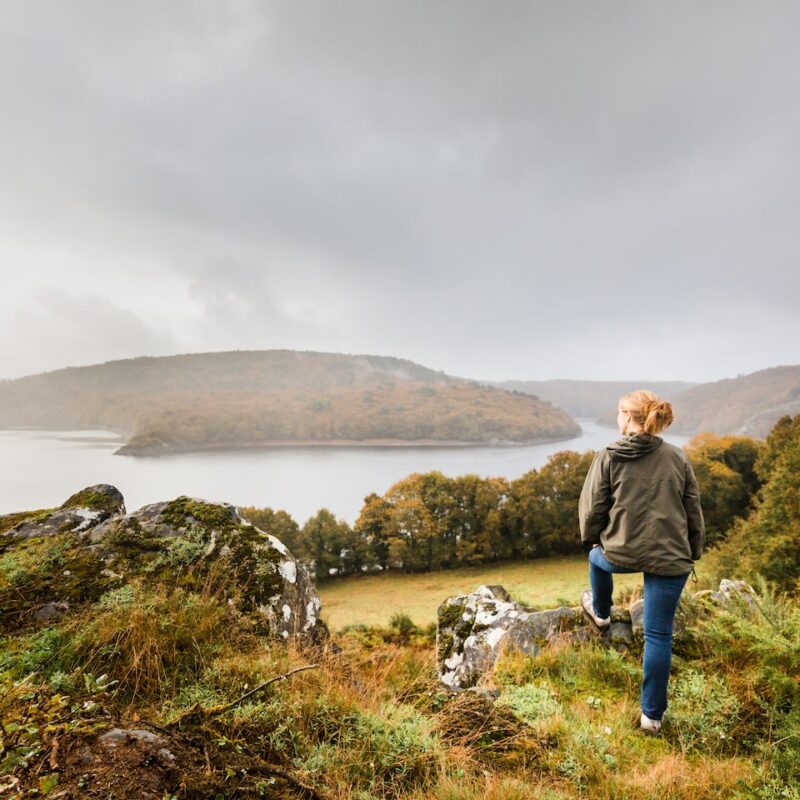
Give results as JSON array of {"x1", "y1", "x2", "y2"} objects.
[{"x1": 114, "y1": 433, "x2": 580, "y2": 458}]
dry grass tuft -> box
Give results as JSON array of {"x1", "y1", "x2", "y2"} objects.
[
  {"x1": 615, "y1": 753, "x2": 757, "y2": 799},
  {"x1": 64, "y1": 580, "x2": 238, "y2": 700}
]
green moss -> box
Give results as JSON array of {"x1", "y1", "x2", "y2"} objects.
[
  {"x1": 300, "y1": 702, "x2": 442, "y2": 792},
  {"x1": 214, "y1": 526, "x2": 285, "y2": 607},
  {"x1": 667, "y1": 668, "x2": 742, "y2": 755},
  {"x1": 0, "y1": 625, "x2": 72, "y2": 677},
  {"x1": 438, "y1": 599, "x2": 467, "y2": 629},
  {"x1": 60, "y1": 489, "x2": 119, "y2": 514},
  {"x1": 102, "y1": 516, "x2": 164, "y2": 555},
  {"x1": 497, "y1": 683, "x2": 561, "y2": 724},
  {"x1": 437, "y1": 631, "x2": 455, "y2": 662},
  {"x1": 95, "y1": 585, "x2": 136, "y2": 610},
  {"x1": 0, "y1": 532, "x2": 116, "y2": 632},
  {"x1": 155, "y1": 528, "x2": 210, "y2": 569},
  {"x1": 0, "y1": 536, "x2": 70, "y2": 586},
  {"x1": 609, "y1": 607, "x2": 630, "y2": 624},
  {"x1": 162, "y1": 496, "x2": 237, "y2": 532},
  {"x1": 0, "y1": 508, "x2": 55, "y2": 538}
]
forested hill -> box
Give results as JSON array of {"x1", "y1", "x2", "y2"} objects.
[
  {"x1": 0, "y1": 350, "x2": 580, "y2": 455},
  {"x1": 487, "y1": 378, "x2": 697, "y2": 417},
  {"x1": 493, "y1": 367, "x2": 800, "y2": 438},
  {"x1": 660, "y1": 365, "x2": 800, "y2": 437}
]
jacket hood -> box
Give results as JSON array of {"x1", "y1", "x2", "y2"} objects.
[{"x1": 607, "y1": 432, "x2": 663, "y2": 461}]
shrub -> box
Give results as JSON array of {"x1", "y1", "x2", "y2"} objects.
[
  {"x1": 496, "y1": 683, "x2": 561, "y2": 724},
  {"x1": 389, "y1": 611, "x2": 420, "y2": 642},
  {"x1": 299, "y1": 701, "x2": 443, "y2": 794},
  {"x1": 0, "y1": 626, "x2": 71, "y2": 678},
  {"x1": 667, "y1": 669, "x2": 741, "y2": 755}
]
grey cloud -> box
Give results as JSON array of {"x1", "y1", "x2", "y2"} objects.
[
  {"x1": 1, "y1": 1, "x2": 799, "y2": 381},
  {"x1": 184, "y1": 255, "x2": 350, "y2": 350},
  {"x1": 4, "y1": 292, "x2": 181, "y2": 377}
]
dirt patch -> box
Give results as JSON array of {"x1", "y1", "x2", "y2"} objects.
[
  {"x1": 28, "y1": 724, "x2": 318, "y2": 800},
  {"x1": 433, "y1": 690, "x2": 553, "y2": 768}
]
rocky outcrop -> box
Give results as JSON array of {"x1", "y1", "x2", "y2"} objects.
[
  {"x1": 694, "y1": 578, "x2": 758, "y2": 607},
  {"x1": 436, "y1": 581, "x2": 751, "y2": 690},
  {"x1": 436, "y1": 585, "x2": 627, "y2": 690},
  {"x1": 1, "y1": 484, "x2": 125, "y2": 543},
  {"x1": 0, "y1": 486, "x2": 326, "y2": 642}
]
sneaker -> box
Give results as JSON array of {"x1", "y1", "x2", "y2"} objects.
[
  {"x1": 580, "y1": 589, "x2": 610, "y2": 629},
  {"x1": 640, "y1": 712, "x2": 662, "y2": 735}
]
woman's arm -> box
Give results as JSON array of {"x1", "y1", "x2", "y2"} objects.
[
  {"x1": 579, "y1": 451, "x2": 612, "y2": 550},
  {"x1": 683, "y1": 458, "x2": 705, "y2": 560}
]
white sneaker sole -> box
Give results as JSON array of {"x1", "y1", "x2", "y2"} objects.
[
  {"x1": 580, "y1": 590, "x2": 610, "y2": 628},
  {"x1": 640, "y1": 713, "x2": 662, "y2": 734}
]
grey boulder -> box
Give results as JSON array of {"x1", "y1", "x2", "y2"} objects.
[
  {"x1": 436, "y1": 584, "x2": 631, "y2": 691},
  {"x1": 1, "y1": 484, "x2": 125, "y2": 543}
]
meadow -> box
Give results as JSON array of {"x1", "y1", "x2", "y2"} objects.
[{"x1": 316, "y1": 555, "x2": 706, "y2": 630}]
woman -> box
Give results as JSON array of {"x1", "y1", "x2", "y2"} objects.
[{"x1": 578, "y1": 390, "x2": 704, "y2": 735}]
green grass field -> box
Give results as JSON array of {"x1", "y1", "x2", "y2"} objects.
[{"x1": 318, "y1": 555, "x2": 710, "y2": 630}]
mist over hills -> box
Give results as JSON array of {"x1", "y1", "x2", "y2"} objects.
[
  {"x1": 489, "y1": 379, "x2": 698, "y2": 418},
  {"x1": 0, "y1": 350, "x2": 579, "y2": 455},
  {"x1": 2, "y1": 351, "x2": 796, "y2": 451}
]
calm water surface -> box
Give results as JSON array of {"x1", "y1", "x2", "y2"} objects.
[{"x1": 0, "y1": 421, "x2": 690, "y2": 524}]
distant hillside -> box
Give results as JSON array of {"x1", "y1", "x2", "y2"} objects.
[
  {"x1": 664, "y1": 365, "x2": 800, "y2": 437},
  {"x1": 488, "y1": 379, "x2": 697, "y2": 418},
  {"x1": 591, "y1": 365, "x2": 800, "y2": 437},
  {"x1": 0, "y1": 350, "x2": 580, "y2": 455}
]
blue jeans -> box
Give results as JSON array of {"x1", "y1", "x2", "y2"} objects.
[{"x1": 588, "y1": 546, "x2": 690, "y2": 721}]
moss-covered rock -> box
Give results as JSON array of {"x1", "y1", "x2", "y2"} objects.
[
  {"x1": 1, "y1": 484, "x2": 124, "y2": 548},
  {"x1": 89, "y1": 496, "x2": 326, "y2": 643},
  {"x1": 60, "y1": 484, "x2": 126, "y2": 515},
  {"x1": 437, "y1": 585, "x2": 629, "y2": 691},
  {"x1": 0, "y1": 508, "x2": 55, "y2": 536},
  {"x1": 0, "y1": 487, "x2": 327, "y2": 644},
  {"x1": 438, "y1": 580, "x2": 758, "y2": 692}
]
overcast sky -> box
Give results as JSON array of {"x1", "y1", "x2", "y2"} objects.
[{"x1": 1, "y1": 1, "x2": 798, "y2": 383}]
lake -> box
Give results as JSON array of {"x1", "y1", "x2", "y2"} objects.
[{"x1": 0, "y1": 420, "x2": 690, "y2": 524}]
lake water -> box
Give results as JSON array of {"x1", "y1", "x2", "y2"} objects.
[{"x1": 0, "y1": 421, "x2": 690, "y2": 525}]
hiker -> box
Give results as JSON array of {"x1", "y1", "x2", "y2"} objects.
[{"x1": 578, "y1": 390, "x2": 704, "y2": 735}]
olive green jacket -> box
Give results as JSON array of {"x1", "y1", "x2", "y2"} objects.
[{"x1": 578, "y1": 433, "x2": 705, "y2": 576}]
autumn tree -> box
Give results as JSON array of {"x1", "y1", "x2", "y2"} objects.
[
  {"x1": 386, "y1": 494, "x2": 435, "y2": 572},
  {"x1": 354, "y1": 493, "x2": 393, "y2": 571},
  {"x1": 238, "y1": 506, "x2": 303, "y2": 556},
  {"x1": 685, "y1": 432, "x2": 763, "y2": 544},
  {"x1": 301, "y1": 509, "x2": 364, "y2": 578},
  {"x1": 708, "y1": 415, "x2": 800, "y2": 594}
]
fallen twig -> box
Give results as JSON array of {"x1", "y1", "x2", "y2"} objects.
[
  {"x1": 166, "y1": 663, "x2": 319, "y2": 727},
  {"x1": 48, "y1": 737, "x2": 60, "y2": 770},
  {"x1": 138, "y1": 718, "x2": 174, "y2": 736},
  {"x1": 205, "y1": 663, "x2": 319, "y2": 719}
]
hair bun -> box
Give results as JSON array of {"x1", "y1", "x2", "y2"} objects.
[
  {"x1": 619, "y1": 390, "x2": 674, "y2": 435},
  {"x1": 649, "y1": 400, "x2": 674, "y2": 432}
]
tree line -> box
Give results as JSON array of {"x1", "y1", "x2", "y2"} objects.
[
  {"x1": 706, "y1": 415, "x2": 800, "y2": 594},
  {"x1": 242, "y1": 430, "x2": 764, "y2": 582}
]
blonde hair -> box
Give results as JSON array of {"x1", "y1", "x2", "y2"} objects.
[{"x1": 619, "y1": 389, "x2": 674, "y2": 435}]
